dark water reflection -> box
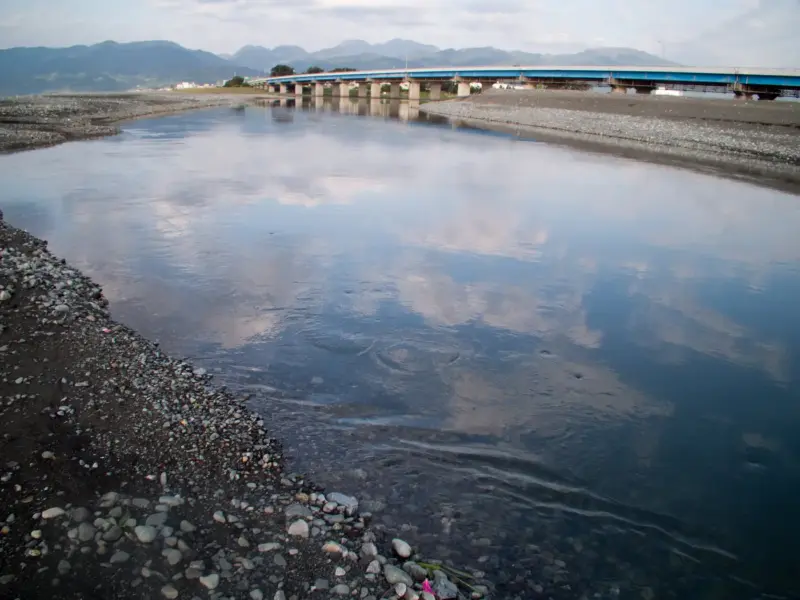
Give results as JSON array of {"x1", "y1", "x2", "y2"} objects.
[{"x1": 2, "y1": 99, "x2": 800, "y2": 599}]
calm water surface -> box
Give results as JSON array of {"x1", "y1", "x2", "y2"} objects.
[{"x1": 2, "y1": 99, "x2": 800, "y2": 599}]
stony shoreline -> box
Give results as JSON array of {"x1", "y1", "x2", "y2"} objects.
[
  {"x1": 0, "y1": 93, "x2": 267, "y2": 154},
  {"x1": 0, "y1": 214, "x2": 490, "y2": 599},
  {"x1": 420, "y1": 90, "x2": 800, "y2": 193}
]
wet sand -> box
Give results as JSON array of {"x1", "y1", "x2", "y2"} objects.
[{"x1": 421, "y1": 90, "x2": 800, "y2": 193}]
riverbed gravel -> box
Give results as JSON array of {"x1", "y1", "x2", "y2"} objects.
[
  {"x1": 0, "y1": 93, "x2": 261, "y2": 153},
  {"x1": 0, "y1": 214, "x2": 490, "y2": 598},
  {"x1": 421, "y1": 90, "x2": 800, "y2": 192}
]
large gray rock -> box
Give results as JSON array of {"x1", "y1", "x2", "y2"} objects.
[
  {"x1": 77, "y1": 522, "x2": 96, "y2": 542},
  {"x1": 199, "y1": 573, "x2": 220, "y2": 589},
  {"x1": 383, "y1": 564, "x2": 413, "y2": 587},
  {"x1": 134, "y1": 525, "x2": 157, "y2": 543},
  {"x1": 403, "y1": 561, "x2": 428, "y2": 582},
  {"x1": 70, "y1": 507, "x2": 91, "y2": 523},
  {"x1": 392, "y1": 538, "x2": 412, "y2": 558},
  {"x1": 360, "y1": 542, "x2": 378, "y2": 559},
  {"x1": 327, "y1": 492, "x2": 358, "y2": 515},
  {"x1": 287, "y1": 519, "x2": 309, "y2": 538},
  {"x1": 432, "y1": 570, "x2": 458, "y2": 599},
  {"x1": 285, "y1": 503, "x2": 313, "y2": 519}
]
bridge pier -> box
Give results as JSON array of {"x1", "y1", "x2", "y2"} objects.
[
  {"x1": 407, "y1": 81, "x2": 421, "y2": 101},
  {"x1": 389, "y1": 82, "x2": 401, "y2": 99},
  {"x1": 429, "y1": 83, "x2": 442, "y2": 100},
  {"x1": 314, "y1": 82, "x2": 324, "y2": 97},
  {"x1": 335, "y1": 82, "x2": 350, "y2": 98},
  {"x1": 294, "y1": 83, "x2": 303, "y2": 97},
  {"x1": 357, "y1": 83, "x2": 368, "y2": 98},
  {"x1": 369, "y1": 82, "x2": 381, "y2": 98},
  {"x1": 457, "y1": 82, "x2": 471, "y2": 97},
  {"x1": 279, "y1": 84, "x2": 288, "y2": 95}
]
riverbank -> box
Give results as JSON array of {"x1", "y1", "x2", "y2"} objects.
[
  {"x1": 0, "y1": 92, "x2": 270, "y2": 153},
  {"x1": 420, "y1": 90, "x2": 800, "y2": 193},
  {"x1": 0, "y1": 220, "x2": 487, "y2": 598}
]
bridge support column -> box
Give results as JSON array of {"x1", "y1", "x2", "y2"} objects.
[
  {"x1": 428, "y1": 83, "x2": 442, "y2": 100},
  {"x1": 357, "y1": 83, "x2": 368, "y2": 98},
  {"x1": 389, "y1": 82, "x2": 401, "y2": 98},
  {"x1": 369, "y1": 82, "x2": 381, "y2": 97},
  {"x1": 279, "y1": 84, "x2": 288, "y2": 95},
  {"x1": 294, "y1": 83, "x2": 303, "y2": 96},
  {"x1": 457, "y1": 82, "x2": 471, "y2": 97},
  {"x1": 610, "y1": 85, "x2": 627, "y2": 94},
  {"x1": 407, "y1": 81, "x2": 421, "y2": 101},
  {"x1": 314, "y1": 82, "x2": 324, "y2": 97},
  {"x1": 335, "y1": 82, "x2": 350, "y2": 98}
]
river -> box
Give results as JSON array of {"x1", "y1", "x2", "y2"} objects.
[{"x1": 2, "y1": 98, "x2": 799, "y2": 599}]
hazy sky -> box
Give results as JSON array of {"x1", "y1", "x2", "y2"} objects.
[{"x1": 0, "y1": 0, "x2": 798, "y2": 65}]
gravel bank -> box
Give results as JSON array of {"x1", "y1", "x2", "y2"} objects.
[
  {"x1": 0, "y1": 93, "x2": 263, "y2": 153},
  {"x1": 0, "y1": 213, "x2": 490, "y2": 598},
  {"x1": 421, "y1": 90, "x2": 800, "y2": 192}
]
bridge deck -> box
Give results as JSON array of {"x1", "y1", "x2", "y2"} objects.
[{"x1": 251, "y1": 66, "x2": 800, "y2": 89}]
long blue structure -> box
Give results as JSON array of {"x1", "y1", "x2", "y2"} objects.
[{"x1": 251, "y1": 65, "x2": 800, "y2": 89}]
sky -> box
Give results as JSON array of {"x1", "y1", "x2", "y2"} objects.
[{"x1": 0, "y1": 0, "x2": 798, "y2": 66}]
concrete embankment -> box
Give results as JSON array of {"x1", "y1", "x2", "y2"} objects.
[{"x1": 420, "y1": 90, "x2": 800, "y2": 193}]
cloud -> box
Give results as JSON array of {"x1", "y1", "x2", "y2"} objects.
[{"x1": 3, "y1": 0, "x2": 795, "y2": 64}]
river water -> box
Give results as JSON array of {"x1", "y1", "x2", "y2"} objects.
[{"x1": 2, "y1": 98, "x2": 800, "y2": 599}]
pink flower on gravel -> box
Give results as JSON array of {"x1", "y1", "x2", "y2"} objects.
[{"x1": 422, "y1": 579, "x2": 435, "y2": 595}]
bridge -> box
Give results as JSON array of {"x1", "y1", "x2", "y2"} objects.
[{"x1": 248, "y1": 66, "x2": 800, "y2": 101}]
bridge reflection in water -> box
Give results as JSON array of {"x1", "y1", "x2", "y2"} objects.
[{"x1": 261, "y1": 97, "x2": 422, "y2": 122}]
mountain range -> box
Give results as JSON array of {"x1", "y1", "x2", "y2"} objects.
[
  {"x1": 229, "y1": 39, "x2": 674, "y2": 73},
  {"x1": 0, "y1": 38, "x2": 674, "y2": 97}
]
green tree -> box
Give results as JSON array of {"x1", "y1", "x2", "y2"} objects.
[
  {"x1": 330, "y1": 67, "x2": 356, "y2": 73},
  {"x1": 223, "y1": 75, "x2": 248, "y2": 87},
  {"x1": 271, "y1": 64, "x2": 295, "y2": 77},
  {"x1": 306, "y1": 66, "x2": 324, "y2": 74}
]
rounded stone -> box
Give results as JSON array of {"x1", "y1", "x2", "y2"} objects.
[
  {"x1": 134, "y1": 525, "x2": 157, "y2": 543},
  {"x1": 322, "y1": 541, "x2": 344, "y2": 554},
  {"x1": 161, "y1": 584, "x2": 179, "y2": 599},
  {"x1": 392, "y1": 538, "x2": 412, "y2": 559},
  {"x1": 77, "y1": 522, "x2": 96, "y2": 542},
  {"x1": 179, "y1": 520, "x2": 196, "y2": 533},
  {"x1": 109, "y1": 551, "x2": 130, "y2": 564},
  {"x1": 70, "y1": 507, "x2": 91, "y2": 523},
  {"x1": 287, "y1": 519, "x2": 309, "y2": 538},
  {"x1": 383, "y1": 564, "x2": 413, "y2": 587},
  {"x1": 200, "y1": 573, "x2": 220, "y2": 589},
  {"x1": 163, "y1": 548, "x2": 182, "y2": 566},
  {"x1": 103, "y1": 526, "x2": 123, "y2": 542},
  {"x1": 41, "y1": 507, "x2": 66, "y2": 520}
]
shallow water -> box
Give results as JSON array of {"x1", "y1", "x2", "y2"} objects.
[{"x1": 2, "y1": 98, "x2": 800, "y2": 599}]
